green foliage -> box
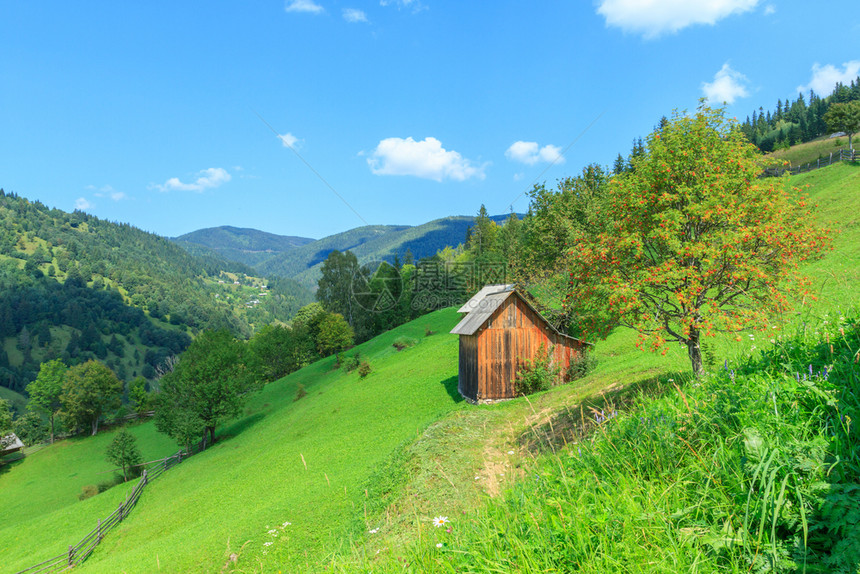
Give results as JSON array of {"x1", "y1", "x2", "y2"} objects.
[
  {"x1": 392, "y1": 336, "x2": 417, "y2": 351},
  {"x1": 128, "y1": 376, "x2": 150, "y2": 414},
  {"x1": 154, "y1": 330, "x2": 259, "y2": 447},
  {"x1": 514, "y1": 342, "x2": 560, "y2": 395},
  {"x1": 60, "y1": 360, "x2": 123, "y2": 436},
  {"x1": 565, "y1": 350, "x2": 596, "y2": 381},
  {"x1": 12, "y1": 411, "x2": 47, "y2": 446},
  {"x1": 0, "y1": 398, "x2": 12, "y2": 449},
  {"x1": 357, "y1": 360, "x2": 372, "y2": 378},
  {"x1": 738, "y1": 79, "x2": 860, "y2": 152},
  {"x1": 317, "y1": 250, "x2": 361, "y2": 326},
  {"x1": 0, "y1": 192, "x2": 252, "y2": 338},
  {"x1": 567, "y1": 104, "x2": 830, "y2": 374},
  {"x1": 315, "y1": 312, "x2": 354, "y2": 356},
  {"x1": 250, "y1": 323, "x2": 315, "y2": 381},
  {"x1": 341, "y1": 351, "x2": 361, "y2": 373},
  {"x1": 105, "y1": 427, "x2": 142, "y2": 482},
  {"x1": 26, "y1": 358, "x2": 67, "y2": 442},
  {"x1": 825, "y1": 100, "x2": 860, "y2": 148},
  {"x1": 0, "y1": 261, "x2": 190, "y2": 392}
]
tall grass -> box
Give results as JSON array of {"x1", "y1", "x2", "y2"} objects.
[{"x1": 333, "y1": 315, "x2": 859, "y2": 573}]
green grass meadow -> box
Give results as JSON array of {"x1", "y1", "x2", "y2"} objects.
[
  {"x1": 1, "y1": 162, "x2": 857, "y2": 573},
  {"x1": 0, "y1": 308, "x2": 464, "y2": 573}
]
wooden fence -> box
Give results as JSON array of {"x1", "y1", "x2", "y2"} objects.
[
  {"x1": 13, "y1": 446, "x2": 194, "y2": 574},
  {"x1": 762, "y1": 148, "x2": 857, "y2": 177}
]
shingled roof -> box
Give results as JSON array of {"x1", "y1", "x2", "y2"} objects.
[
  {"x1": 2, "y1": 433, "x2": 25, "y2": 455},
  {"x1": 450, "y1": 284, "x2": 592, "y2": 346}
]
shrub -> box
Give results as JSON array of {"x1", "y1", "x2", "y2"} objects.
[
  {"x1": 424, "y1": 327, "x2": 436, "y2": 337},
  {"x1": 342, "y1": 352, "x2": 361, "y2": 373},
  {"x1": 514, "y1": 343, "x2": 560, "y2": 395},
  {"x1": 357, "y1": 361, "x2": 372, "y2": 378},
  {"x1": 392, "y1": 336, "x2": 418, "y2": 351},
  {"x1": 78, "y1": 484, "x2": 99, "y2": 500},
  {"x1": 565, "y1": 351, "x2": 597, "y2": 381}
]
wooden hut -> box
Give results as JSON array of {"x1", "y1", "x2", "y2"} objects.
[
  {"x1": 1, "y1": 433, "x2": 25, "y2": 456},
  {"x1": 450, "y1": 284, "x2": 591, "y2": 403}
]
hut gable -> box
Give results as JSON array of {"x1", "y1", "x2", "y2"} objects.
[{"x1": 450, "y1": 285, "x2": 591, "y2": 404}]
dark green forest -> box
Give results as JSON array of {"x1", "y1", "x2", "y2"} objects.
[{"x1": 0, "y1": 190, "x2": 312, "y2": 392}]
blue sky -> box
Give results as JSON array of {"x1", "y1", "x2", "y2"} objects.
[{"x1": 1, "y1": 1, "x2": 858, "y2": 239}]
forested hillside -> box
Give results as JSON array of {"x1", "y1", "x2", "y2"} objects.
[
  {"x1": 0, "y1": 191, "x2": 312, "y2": 392},
  {"x1": 173, "y1": 226, "x2": 314, "y2": 268},
  {"x1": 179, "y1": 214, "x2": 516, "y2": 289}
]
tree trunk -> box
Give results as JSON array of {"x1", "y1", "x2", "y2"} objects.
[
  {"x1": 50, "y1": 415, "x2": 55, "y2": 444},
  {"x1": 686, "y1": 331, "x2": 704, "y2": 377},
  {"x1": 207, "y1": 426, "x2": 216, "y2": 447},
  {"x1": 91, "y1": 418, "x2": 99, "y2": 436}
]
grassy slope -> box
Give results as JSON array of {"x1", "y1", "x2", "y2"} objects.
[
  {"x1": 0, "y1": 308, "x2": 461, "y2": 574},
  {"x1": 2, "y1": 163, "x2": 855, "y2": 573},
  {"x1": 0, "y1": 423, "x2": 178, "y2": 571},
  {"x1": 325, "y1": 162, "x2": 860, "y2": 571},
  {"x1": 766, "y1": 136, "x2": 854, "y2": 167}
]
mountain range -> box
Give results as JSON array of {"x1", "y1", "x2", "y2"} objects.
[{"x1": 174, "y1": 214, "x2": 516, "y2": 288}]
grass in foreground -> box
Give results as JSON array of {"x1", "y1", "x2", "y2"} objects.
[
  {"x1": 320, "y1": 162, "x2": 860, "y2": 572},
  {"x1": 56, "y1": 308, "x2": 464, "y2": 574},
  {"x1": 337, "y1": 316, "x2": 859, "y2": 573}
]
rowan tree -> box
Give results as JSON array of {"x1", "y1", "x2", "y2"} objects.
[{"x1": 565, "y1": 104, "x2": 830, "y2": 375}]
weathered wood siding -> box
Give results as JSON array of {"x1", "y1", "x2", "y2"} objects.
[
  {"x1": 467, "y1": 294, "x2": 586, "y2": 401},
  {"x1": 458, "y1": 335, "x2": 479, "y2": 400}
]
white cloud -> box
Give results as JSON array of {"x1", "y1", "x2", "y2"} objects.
[
  {"x1": 367, "y1": 137, "x2": 486, "y2": 182},
  {"x1": 380, "y1": 0, "x2": 425, "y2": 12},
  {"x1": 505, "y1": 141, "x2": 566, "y2": 165},
  {"x1": 75, "y1": 198, "x2": 93, "y2": 210},
  {"x1": 285, "y1": 0, "x2": 324, "y2": 14},
  {"x1": 596, "y1": 0, "x2": 759, "y2": 39},
  {"x1": 279, "y1": 132, "x2": 300, "y2": 148},
  {"x1": 343, "y1": 8, "x2": 368, "y2": 22},
  {"x1": 764, "y1": 4, "x2": 776, "y2": 15},
  {"x1": 797, "y1": 61, "x2": 860, "y2": 96},
  {"x1": 702, "y1": 63, "x2": 750, "y2": 104},
  {"x1": 88, "y1": 185, "x2": 127, "y2": 201},
  {"x1": 153, "y1": 168, "x2": 232, "y2": 193}
]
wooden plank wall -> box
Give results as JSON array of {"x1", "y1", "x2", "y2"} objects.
[
  {"x1": 458, "y1": 335, "x2": 479, "y2": 400},
  {"x1": 475, "y1": 295, "x2": 585, "y2": 400}
]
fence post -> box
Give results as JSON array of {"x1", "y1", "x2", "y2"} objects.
[
  {"x1": 119, "y1": 501, "x2": 124, "y2": 522},
  {"x1": 97, "y1": 518, "x2": 102, "y2": 543},
  {"x1": 68, "y1": 545, "x2": 74, "y2": 566}
]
